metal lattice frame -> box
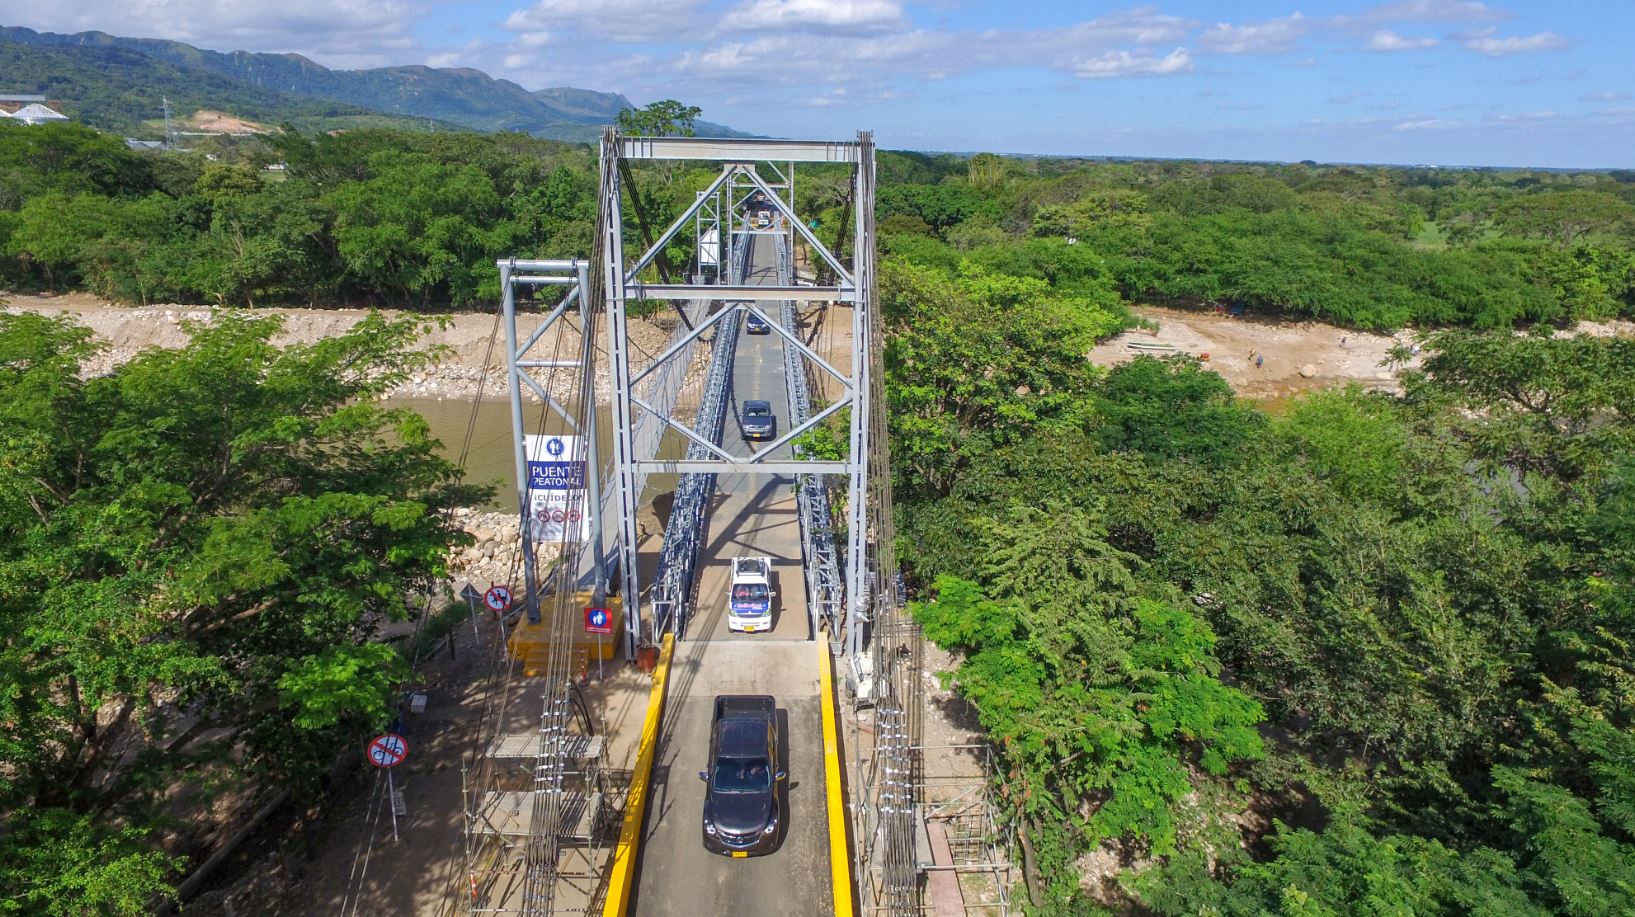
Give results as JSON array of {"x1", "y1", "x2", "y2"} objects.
[
  {"x1": 600, "y1": 130, "x2": 877, "y2": 656},
  {"x1": 778, "y1": 232, "x2": 843, "y2": 641},
  {"x1": 649, "y1": 233, "x2": 749, "y2": 638},
  {"x1": 464, "y1": 260, "x2": 613, "y2": 916}
]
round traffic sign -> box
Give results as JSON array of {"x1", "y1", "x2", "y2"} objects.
[
  {"x1": 584, "y1": 606, "x2": 613, "y2": 634},
  {"x1": 368, "y1": 733, "x2": 408, "y2": 768},
  {"x1": 484, "y1": 585, "x2": 513, "y2": 612}
]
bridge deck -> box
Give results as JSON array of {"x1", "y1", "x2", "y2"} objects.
[{"x1": 629, "y1": 232, "x2": 834, "y2": 915}]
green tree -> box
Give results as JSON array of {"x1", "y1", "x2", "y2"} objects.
[
  {"x1": 324, "y1": 150, "x2": 513, "y2": 304},
  {"x1": 1093, "y1": 355, "x2": 1263, "y2": 466},
  {"x1": 1494, "y1": 190, "x2": 1635, "y2": 248},
  {"x1": 915, "y1": 501, "x2": 1264, "y2": 909},
  {"x1": 615, "y1": 99, "x2": 703, "y2": 137},
  {"x1": 0, "y1": 311, "x2": 486, "y2": 912}
]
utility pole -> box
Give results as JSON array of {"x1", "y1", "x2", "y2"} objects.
[{"x1": 161, "y1": 96, "x2": 174, "y2": 149}]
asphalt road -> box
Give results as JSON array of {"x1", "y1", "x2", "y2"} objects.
[{"x1": 631, "y1": 231, "x2": 832, "y2": 916}]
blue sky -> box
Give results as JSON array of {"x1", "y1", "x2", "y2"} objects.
[{"x1": 6, "y1": 0, "x2": 1633, "y2": 167}]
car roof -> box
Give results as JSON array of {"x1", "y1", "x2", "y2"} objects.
[{"x1": 744, "y1": 399, "x2": 771, "y2": 411}]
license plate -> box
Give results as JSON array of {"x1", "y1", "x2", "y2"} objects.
[
  {"x1": 731, "y1": 851, "x2": 748, "y2": 858},
  {"x1": 742, "y1": 626, "x2": 758, "y2": 632}
]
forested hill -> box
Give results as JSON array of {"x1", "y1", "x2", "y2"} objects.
[
  {"x1": 0, "y1": 26, "x2": 743, "y2": 141},
  {"x1": 0, "y1": 35, "x2": 430, "y2": 135}
]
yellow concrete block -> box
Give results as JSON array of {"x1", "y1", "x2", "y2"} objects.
[{"x1": 506, "y1": 593, "x2": 624, "y2": 674}]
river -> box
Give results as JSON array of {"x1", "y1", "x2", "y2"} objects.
[{"x1": 386, "y1": 397, "x2": 685, "y2": 510}]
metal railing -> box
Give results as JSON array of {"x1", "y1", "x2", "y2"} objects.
[
  {"x1": 649, "y1": 231, "x2": 750, "y2": 638},
  {"x1": 777, "y1": 232, "x2": 843, "y2": 640}
]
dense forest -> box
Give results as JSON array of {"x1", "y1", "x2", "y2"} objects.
[
  {"x1": 4, "y1": 120, "x2": 1634, "y2": 327},
  {"x1": 3, "y1": 120, "x2": 1635, "y2": 913}
]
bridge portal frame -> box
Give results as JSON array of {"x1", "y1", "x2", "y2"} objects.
[{"x1": 599, "y1": 129, "x2": 878, "y2": 663}]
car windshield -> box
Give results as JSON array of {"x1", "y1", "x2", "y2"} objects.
[
  {"x1": 733, "y1": 584, "x2": 769, "y2": 602},
  {"x1": 746, "y1": 404, "x2": 770, "y2": 417},
  {"x1": 712, "y1": 757, "x2": 773, "y2": 793}
]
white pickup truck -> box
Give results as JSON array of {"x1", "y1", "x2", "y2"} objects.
[{"x1": 727, "y1": 556, "x2": 775, "y2": 633}]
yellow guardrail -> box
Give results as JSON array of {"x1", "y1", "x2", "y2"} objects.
[
  {"x1": 818, "y1": 641, "x2": 856, "y2": 916},
  {"x1": 601, "y1": 634, "x2": 675, "y2": 917}
]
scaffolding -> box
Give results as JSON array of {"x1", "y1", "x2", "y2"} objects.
[{"x1": 459, "y1": 258, "x2": 613, "y2": 917}]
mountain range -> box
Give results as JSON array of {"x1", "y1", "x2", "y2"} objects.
[{"x1": 0, "y1": 26, "x2": 740, "y2": 141}]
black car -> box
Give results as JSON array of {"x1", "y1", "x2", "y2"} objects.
[
  {"x1": 700, "y1": 695, "x2": 785, "y2": 856},
  {"x1": 745, "y1": 311, "x2": 772, "y2": 334},
  {"x1": 740, "y1": 400, "x2": 776, "y2": 441}
]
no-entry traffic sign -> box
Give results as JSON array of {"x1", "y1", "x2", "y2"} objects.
[
  {"x1": 484, "y1": 585, "x2": 513, "y2": 613},
  {"x1": 367, "y1": 733, "x2": 409, "y2": 768},
  {"x1": 584, "y1": 606, "x2": 613, "y2": 635}
]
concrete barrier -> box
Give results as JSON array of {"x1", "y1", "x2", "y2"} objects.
[
  {"x1": 818, "y1": 641, "x2": 856, "y2": 917},
  {"x1": 602, "y1": 635, "x2": 674, "y2": 917}
]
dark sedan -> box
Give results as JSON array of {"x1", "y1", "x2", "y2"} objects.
[
  {"x1": 739, "y1": 400, "x2": 776, "y2": 441},
  {"x1": 699, "y1": 695, "x2": 785, "y2": 857},
  {"x1": 745, "y1": 311, "x2": 772, "y2": 334}
]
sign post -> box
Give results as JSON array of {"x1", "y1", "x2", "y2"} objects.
[
  {"x1": 585, "y1": 607, "x2": 613, "y2": 679},
  {"x1": 367, "y1": 733, "x2": 409, "y2": 841},
  {"x1": 460, "y1": 583, "x2": 484, "y2": 642}
]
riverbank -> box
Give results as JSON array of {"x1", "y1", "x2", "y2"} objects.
[
  {"x1": 1091, "y1": 304, "x2": 1635, "y2": 403},
  {"x1": 1, "y1": 292, "x2": 696, "y2": 403}
]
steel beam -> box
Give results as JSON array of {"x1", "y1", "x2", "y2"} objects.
[
  {"x1": 624, "y1": 165, "x2": 736, "y2": 282},
  {"x1": 845, "y1": 132, "x2": 876, "y2": 662},
  {"x1": 620, "y1": 136, "x2": 861, "y2": 163},
  {"x1": 634, "y1": 458, "x2": 851, "y2": 474},
  {"x1": 739, "y1": 167, "x2": 854, "y2": 284},
  {"x1": 602, "y1": 132, "x2": 644, "y2": 658},
  {"x1": 628, "y1": 284, "x2": 853, "y2": 302}
]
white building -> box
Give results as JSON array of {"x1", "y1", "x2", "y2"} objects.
[{"x1": 0, "y1": 95, "x2": 69, "y2": 125}]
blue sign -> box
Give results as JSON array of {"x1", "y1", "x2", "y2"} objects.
[
  {"x1": 545, "y1": 437, "x2": 566, "y2": 457},
  {"x1": 528, "y1": 460, "x2": 585, "y2": 490},
  {"x1": 584, "y1": 606, "x2": 613, "y2": 634}
]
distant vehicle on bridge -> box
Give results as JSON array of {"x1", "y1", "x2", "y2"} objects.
[
  {"x1": 745, "y1": 310, "x2": 772, "y2": 334},
  {"x1": 727, "y1": 556, "x2": 775, "y2": 633},
  {"x1": 744, "y1": 192, "x2": 775, "y2": 229},
  {"x1": 699, "y1": 694, "x2": 785, "y2": 857},
  {"x1": 739, "y1": 400, "x2": 776, "y2": 441}
]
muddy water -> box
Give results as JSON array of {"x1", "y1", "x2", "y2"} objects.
[{"x1": 385, "y1": 398, "x2": 684, "y2": 510}]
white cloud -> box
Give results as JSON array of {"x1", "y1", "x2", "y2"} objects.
[
  {"x1": 671, "y1": 9, "x2": 1195, "y2": 90},
  {"x1": 1366, "y1": 29, "x2": 1439, "y2": 51},
  {"x1": 1199, "y1": 13, "x2": 1308, "y2": 54},
  {"x1": 1072, "y1": 47, "x2": 1192, "y2": 79},
  {"x1": 504, "y1": 0, "x2": 703, "y2": 43},
  {"x1": 1486, "y1": 110, "x2": 1557, "y2": 123},
  {"x1": 721, "y1": 0, "x2": 907, "y2": 35},
  {"x1": 1456, "y1": 29, "x2": 1569, "y2": 56},
  {"x1": 1347, "y1": 0, "x2": 1508, "y2": 24},
  {"x1": 1395, "y1": 117, "x2": 1447, "y2": 130},
  {"x1": 1583, "y1": 91, "x2": 1632, "y2": 102}
]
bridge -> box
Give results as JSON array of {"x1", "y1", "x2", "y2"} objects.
[{"x1": 454, "y1": 132, "x2": 1011, "y2": 917}]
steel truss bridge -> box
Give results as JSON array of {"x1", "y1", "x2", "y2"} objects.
[{"x1": 459, "y1": 132, "x2": 1012, "y2": 917}]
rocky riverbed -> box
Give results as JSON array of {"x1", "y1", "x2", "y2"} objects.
[{"x1": 1, "y1": 293, "x2": 700, "y2": 403}]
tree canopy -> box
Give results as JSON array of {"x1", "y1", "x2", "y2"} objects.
[{"x1": 0, "y1": 310, "x2": 485, "y2": 913}]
